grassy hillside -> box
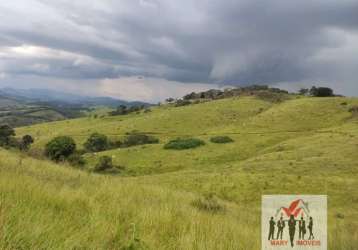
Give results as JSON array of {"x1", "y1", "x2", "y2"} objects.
[
  {"x1": 0, "y1": 150, "x2": 247, "y2": 249},
  {"x1": 18, "y1": 96, "x2": 357, "y2": 175},
  {"x1": 1, "y1": 96, "x2": 357, "y2": 249}
]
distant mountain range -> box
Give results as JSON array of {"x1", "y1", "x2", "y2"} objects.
[
  {"x1": 0, "y1": 88, "x2": 150, "y2": 108},
  {"x1": 0, "y1": 87, "x2": 151, "y2": 127}
]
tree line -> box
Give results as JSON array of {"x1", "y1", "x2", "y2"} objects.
[{"x1": 164, "y1": 85, "x2": 336, "y2": 107}]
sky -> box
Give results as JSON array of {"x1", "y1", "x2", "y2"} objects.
[{"x1": 0, "y1": 0, "x2": 357, "y2": 102}]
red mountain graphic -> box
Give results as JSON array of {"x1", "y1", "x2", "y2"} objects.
[{"x1": 280, "y1": 199, "x2": 309, "y2": 218}]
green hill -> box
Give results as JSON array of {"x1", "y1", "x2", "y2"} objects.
[{"x1": 1, "y1": 95, "x2": 357, "y2": 249}]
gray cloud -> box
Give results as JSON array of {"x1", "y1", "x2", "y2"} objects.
[{"x1": 0, "y1": 0, "x2": 357, "y2": 100}]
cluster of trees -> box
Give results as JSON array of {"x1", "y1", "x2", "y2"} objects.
[
  {"x1": 83, "y1": 132, "x2": 159, "y2": 153},
  {"x1": 166, "y1": 85, "x2": 336, "y2": 108},
  {"x1": 109, "y1": 105, "x2": 150, "y2": 116},
  {"x1": 0, "y1": 124, "x2": 34, "y2": 151},
  {"x1": 43, "y1": 135, "x2": 93, "y2": 169},
  {"x1": 183, "y1": 89, "x2": 225, "y2": 100},
  {"x1": 44, "y1": 132, "x2": 159, "y2": 172},
  {"x1": 180, "y1": 85, "x2": 289, "y2": 102},
  {"x1": 44, "y1": 135, "x2": 112, "y2": 171},
  {"x1": 166, "y1": 85, "x2": 291, "y2": 107},
  {"x1": 299, "y1": 86, "x2": 334, "y2": 97}
]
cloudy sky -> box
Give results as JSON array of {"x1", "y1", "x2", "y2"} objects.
[{"x1": 0, "y1": 0, "x2": 357, "y2": 102}]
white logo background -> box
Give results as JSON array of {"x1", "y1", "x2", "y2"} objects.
[{"x1": 262, "y1": 195, "x2": 327, "y2": 250}]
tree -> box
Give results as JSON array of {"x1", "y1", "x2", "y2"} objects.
[
  {"x1": 299, "y1": 88, "x2": 309, "y2": 95},
  {"x1": 20, "y1": 135, "x2": 34, "y2": 151},
  {"x1": 45, "y1": 136, "x2": 76, "y2": 161},
  {"x1": 84, "y1": 133, "x2": 109, "y2": 152},
  {"x1": 315, "y1": 87, "x2": 334, "y2": 97},
  {"x1": 109, "y1": 105, "x2": 128, "y2": 116},
  {"x1": 165, "y1": 97, "x2": 175, "y2": 103},
  {"x1": 183, "y1": 92, "x2": 199, "y2": 100},
  {"x1": 309, "y1": 86, "x2": 318, "y2": 96},
  {"x1": 128, "y1": 105, "x2": 142, "y2": 113},
  {"x1": 117, "y1": 105, "x2": 128, "y2": 114},
  {"x1": 309, "y1": 86, "x2": 334, "y2": 97},
  {"x1": 0, "y1": 124, "x2": 15, "y2": 146}
]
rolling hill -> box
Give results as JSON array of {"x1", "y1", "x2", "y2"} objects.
[{"x1": 1, "y1": 94, "x2": 357, "y2": 249}]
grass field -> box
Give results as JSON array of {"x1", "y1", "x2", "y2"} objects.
[{"x1": 0, "y1": 96, "x2": 357, "y2": 249}]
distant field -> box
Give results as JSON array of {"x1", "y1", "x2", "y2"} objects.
[{"x1": 1, "y1": 96, "x2": 357, "y2": 249}]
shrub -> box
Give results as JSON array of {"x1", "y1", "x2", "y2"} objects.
[
  {"x1": 45, "y1": 136, "x2": 76, "y2": 161},
  {"x1": 94, "y1": 156, "x2": 113, "y2": 172},
  {"x1": 210, "y1": 136, "x2": 234, "y2": 144},
  {"x1": 175, "y1": 99, "x2": 191, "y2": 107},
  {"x1": 20, "y1": 135, "x2": 34, "y2": 151},
  {"x1": 68, "y1": 153, "x2": 86, "y2": 167},
  {"x1": 191, "y1": 193, "x2": 225, "y2": 213},
  {"x1": 122, "y1": 133, "x2": 159, "y2": 147},
  {"x1": 7, "y1": 137, "x2": 20, "y2": 149},
  {"x1": 164, "y1": 138, "x2": 205, "y2": 150},
  {"x1": 349, "y1": 105, "x2": 358, "y2": 114},
  {"x1": 0, "y1": 124, "x2": 15, "y2": 146},
  {"x1": 335, "y1": 213, "x2": 345, "y2": 219},
  {"x1": 84, "y1": 133, "x2": 109, "y2": 152}
]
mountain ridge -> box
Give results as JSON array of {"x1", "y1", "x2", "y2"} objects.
[{"x1": 0, "y1": 87, "x2": 151, "y2": 107}]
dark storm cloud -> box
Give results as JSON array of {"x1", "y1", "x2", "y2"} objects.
[{"x1": 0, "y1": 0, "x2": 357, "y2": 97}]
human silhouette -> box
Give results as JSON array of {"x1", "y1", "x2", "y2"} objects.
[
  {"x1": 299, "y1": 216, "x2": 306, "y2": 239},
  {"x1": 308, "y1": 217, "x2": 314, "y2": 240},
  {"x1": 268, "y1": 217, "x2": 276, "y2": 240},
  {"x1": 276, "y1": 216, "x2": 285, "y2": 240},
  {"x1": 288, "y1": 215, "x2": 296, "y2": 247}
]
